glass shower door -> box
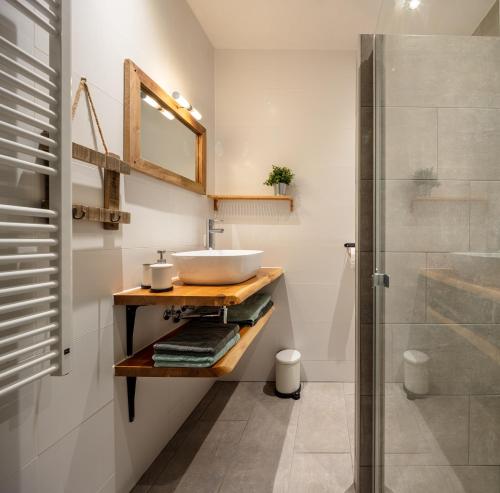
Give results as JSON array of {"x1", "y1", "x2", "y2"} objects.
[{"x1": 371, "y1": 32, "x2": 500, "y2": 493}]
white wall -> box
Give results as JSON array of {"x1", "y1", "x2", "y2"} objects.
[
  {"x1": 1, "y1": 1, "x2": 215, "y2": 492},
  {"x1": 214, "y1": 50, "x2": 356, "y2": 382}
]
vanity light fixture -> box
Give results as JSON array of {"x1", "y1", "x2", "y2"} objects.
[
  {"x1": 160, "y1": 108, "x2": 175, "y2": 120},
  {"x1": 172, "y1": 91, "x2": 203, "y2": 120},
  {"x1": 142, "y1": 93, "x2": 160, "y2": 109},
  {"x1": 408, "y1": 0, "x2": 421, "y2": 9},
  {"x1": 189, "y1": 107, "x2": 202, "y2": 121},
  {"x1": 172, "y1": 91, "x2": 190, "y2": 109}
]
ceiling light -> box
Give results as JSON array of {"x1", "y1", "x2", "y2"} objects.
[
  {"x1": 142, "y1": 93, "x2": 160, "y2": 109},
  {"x1": 408, "y1": 0, "x2": 421, "y2": 9},
  {"x1": 189, "y1": 107, "x2": 202, "y2": 121},
  {"x1": 172, "y1": 91, "x2": 191, "y2": 109},
  {"x1": 160, "y1": 109, "x2": 175, "y2": 120}
]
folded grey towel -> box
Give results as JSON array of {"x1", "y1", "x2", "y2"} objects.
[
  {"x1": 227, "y1": 292, "x2": 273, "y2": 326},
  {"x1": 153, "y1": 333, "x2": 240, "y2": 367},
  {"x1": 153, "y1": 322, "x2": 240, "y2": 355}
]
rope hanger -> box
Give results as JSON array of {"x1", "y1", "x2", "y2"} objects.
[
  {"x1": 71, "y1": 77, "x2": 109, "y2": 155},
  {"x1": 70, "y1": 77, "x2": 131, "y2": 228}
]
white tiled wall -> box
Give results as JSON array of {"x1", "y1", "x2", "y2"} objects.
[
  {"x1": 1, "y1": 1, "x2": 215, "y2": 492},
  {"x1": 214, "y1": 50, "x2": 357, "y2": 382}
]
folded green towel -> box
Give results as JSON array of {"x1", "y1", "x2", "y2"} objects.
[
  {"x1": 153, "y1": 322, "x2": 240, "y2": 355},
  {"x1": 227, "y1": 292, "x2": 273, "y2": 326},
  {"x1": 153, "y1": 333, "x2": 240, "y2": 367}
]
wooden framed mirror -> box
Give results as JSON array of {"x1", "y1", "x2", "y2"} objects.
[{"x1": 124, "y1": 59, "x2": 206, "y2": 194}]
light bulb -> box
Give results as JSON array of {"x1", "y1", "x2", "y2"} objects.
[
  {"x1": 408, "y1": 0, "x2": 420, "y2": 9},
  {"x1": 160, "y1": 109, "x2": 175, "y2": 120},
  {"x1": 172, "y1": 91, "x2": 191, "y2": 109},
  {"x1": 142, "y1": 93, "x2": 160, "y2": 109},
  {"x1": 190, "y1": 107, "x2": 202, "y2": 121}
]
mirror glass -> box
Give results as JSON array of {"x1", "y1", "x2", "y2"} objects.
[{"x1": 140, "y1": 93, "x2": 197, "y2": 181}]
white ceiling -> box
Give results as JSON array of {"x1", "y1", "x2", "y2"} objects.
[
  {"x1": 186, "y1": 0, "x2": 383, "y2": 50},
  {"x1": 186, "y1": 0, "x2": 497, "y2": 51}
]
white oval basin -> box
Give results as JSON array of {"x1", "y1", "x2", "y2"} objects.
[{"x1": 171, "y1": 250, "x2": 263, "y2": 285}]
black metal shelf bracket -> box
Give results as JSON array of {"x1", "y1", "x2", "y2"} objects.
[
  {"x1": 126, "y1": 305, "x2": 140, "y2": 356},
  {"x1": 127, "y1": 376, "x2": 137, "y2": 422},
  {"x1": 125, "y1": 305, "x2": 140, "y2": 422}
]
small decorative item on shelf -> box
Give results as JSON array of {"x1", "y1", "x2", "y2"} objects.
[
  {"x1": 264, "y1": 165, "x2": 295, "y2": 196},
  {"x1": 413, "y1": 167, "x2": 440, "y2": 197}
]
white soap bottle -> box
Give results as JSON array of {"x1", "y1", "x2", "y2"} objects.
[{"x1": 150, "y1": 250, "x2": 174, "y2": 292}]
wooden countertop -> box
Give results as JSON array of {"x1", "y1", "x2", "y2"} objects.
[
  {"x1": 113, "y1": 267, "x2": 283, "y2": 306},
  {"x1": 114, "y1": 306, "x2": 275, "y2": 378}
]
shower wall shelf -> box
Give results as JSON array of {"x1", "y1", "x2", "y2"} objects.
[
  {"x1": 113, "y1": 267, "x2": 283, "y2": 422},
  {"x1": 208, "y1": 194, "x2": 294, "y2": 211}
]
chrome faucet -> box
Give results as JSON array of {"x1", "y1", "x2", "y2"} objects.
[{"x1": 207, "y1": 218, "x2": 224, "y2": 249}]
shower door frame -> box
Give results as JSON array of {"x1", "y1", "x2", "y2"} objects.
[{"x1": 355, "y1": 33, "x2": 387, "y2": 493}]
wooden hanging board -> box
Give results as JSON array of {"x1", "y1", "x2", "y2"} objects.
[
  {"x1": 72, "y1": 143, "x2": 130, "y2": 174},
  {"x1": 71, "y1": 77, "x2": 131, "y2": 229}
]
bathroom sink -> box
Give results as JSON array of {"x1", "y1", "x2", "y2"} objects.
[{"x1": 171, "y1": 250, "x2": 263, "y2": 285}]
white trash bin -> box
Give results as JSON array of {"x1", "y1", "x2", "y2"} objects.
[
  {"x1": 403, "y1": 349, "x2": 429, "y2": 399},
  {"x1": 275, "y1": 349, "x2": 301, "y2": 399}
]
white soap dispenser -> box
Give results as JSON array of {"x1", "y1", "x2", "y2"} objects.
[{"x1": 150, "y1": 250, "x2": 174, "y2": 292}]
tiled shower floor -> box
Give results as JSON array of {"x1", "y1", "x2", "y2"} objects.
[{"x1": 132, "y1": 381, "x2": 356, "y2": 493}]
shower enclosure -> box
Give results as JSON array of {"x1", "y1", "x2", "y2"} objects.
[{"x1": 356, "y1": 7, "x2": 500, "y2": 492}]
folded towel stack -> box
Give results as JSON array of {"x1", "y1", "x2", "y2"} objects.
[
  {"x1": 152, "y1": 293, "x2": 274, "y2": 368},
  {"x1": 227, "y1": 292, "x2": 273, "y2": 326},
  {"x1": 153, "y1": 322, "x2": 240, "y2": 368}
]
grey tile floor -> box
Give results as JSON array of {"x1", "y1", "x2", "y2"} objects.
[
  {"x1": 383, "y1": 384, "x2": 500, "y2": 493},
  {"x1": 132, "y1": 381, "x2": 355, "y2": 493}
]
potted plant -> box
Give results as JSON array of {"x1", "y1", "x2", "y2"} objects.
[
  {"x1": 264, "y1": 165, "x2": 295, "y2": 196},
  {"x1": 413, "y1": 167, "x2": 440, "y2": 197}
]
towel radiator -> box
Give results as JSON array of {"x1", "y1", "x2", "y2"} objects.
[{"x1": 0, "y1": 0, "x2": 72, "y2": 397}]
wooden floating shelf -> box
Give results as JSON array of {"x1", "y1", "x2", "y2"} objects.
[
  {"x1": 115, "y1": 306, "x2": 274, "y2": 378},
  {"x1": 421, "y1": 268, "x2": 500, "y2": 304},
  {"x1": 427, "y1": 307, "x2": 500, "y2": 364},
  {"x1": 114, "y1": 267, "x2": 283, "y2": 306},
  {"x1": 208, "y1": 195, "x2": 293, "y2": 212}
]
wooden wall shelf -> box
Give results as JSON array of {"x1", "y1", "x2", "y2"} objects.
[
  {"x1": 421, "y1": 268, "x2": 500, "y2": 304},
  {"x1": 208, "y1": 195, "x2": 293, "y2": 212},
  {"x1": 115, "y1": 306, "x2": 274, "y2": 379},
  {"x1": 114, "y1": 268, "x2": 283, "y2": 421},
  {"x1": 114, "y1": 267, "x2": 283, "y2": 307}
]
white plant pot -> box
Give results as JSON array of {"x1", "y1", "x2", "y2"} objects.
[{"x1": 274, "y1": 183, "x2": 288, "y2": 195}]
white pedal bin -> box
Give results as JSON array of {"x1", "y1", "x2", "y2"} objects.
[
  {"x1": 403, "y1": 349, "x2": 429, "y2": 396},
  {"x1": 275, "y1": 349, "x2": 301, "y2": 396}
]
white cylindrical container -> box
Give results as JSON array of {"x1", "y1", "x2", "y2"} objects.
[
  {"x1": 403, "y1": 349, "x2": 430, "y2": 398},
  {"x1": 150, "y1": 263, "x2": 174, "y2": 292},
  {"x1": 141, "y1": 263, "x2": 152, "y2": 289},
  {"x1": 275, "y1": 349, "x2": 301, "y2": 399}
]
